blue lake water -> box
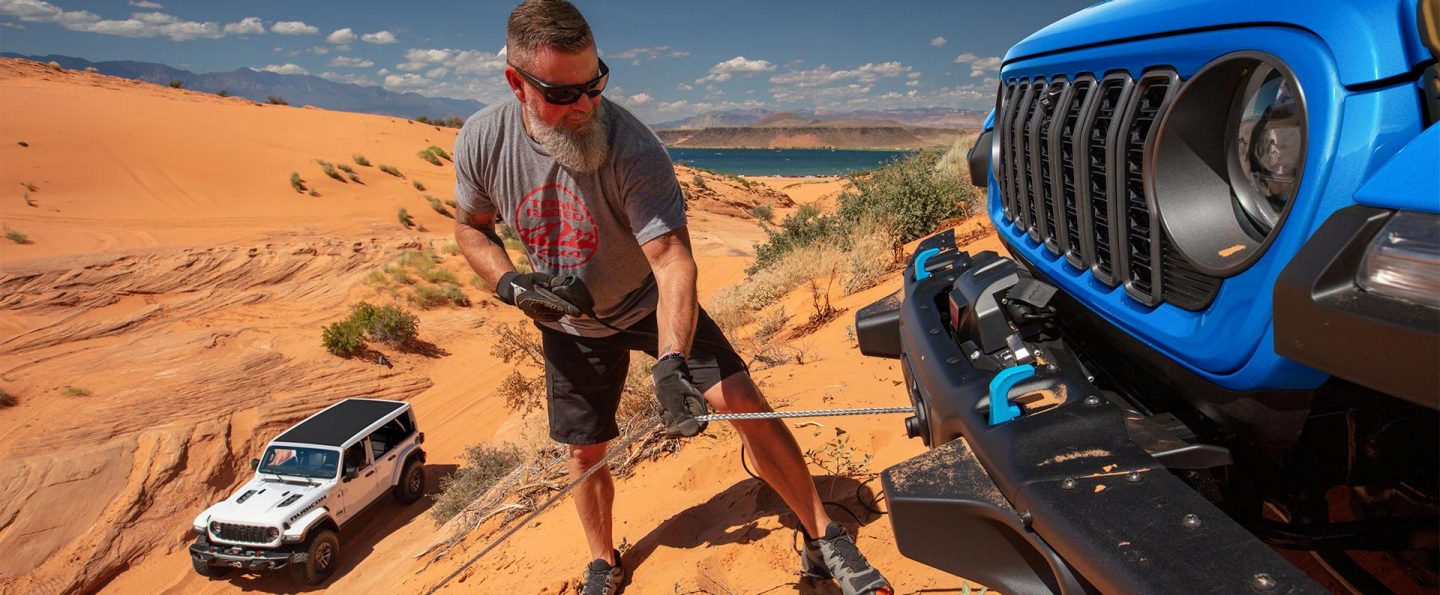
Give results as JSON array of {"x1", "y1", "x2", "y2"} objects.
[{"x1": 667, "y1": 147, "x2": 916, "y2": 177}]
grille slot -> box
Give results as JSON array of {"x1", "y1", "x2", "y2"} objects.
[
  {"x1": 216, "y1": 523, "x2": 272, "y2": 544},
  {"x1": 996, "y1": 69, "x2": 1219, "y2": 311}
]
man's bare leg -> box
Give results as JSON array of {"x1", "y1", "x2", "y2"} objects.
[
  {"x1": 702, "y1": 372, "x2": 832, "y2": 537},
  {"x1": 569, "y1": 442, "x2": 616, "y2": 565}
]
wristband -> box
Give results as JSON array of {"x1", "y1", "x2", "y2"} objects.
[{"x1": 657, "y1": 350, "x2": 687, "y2": 363}]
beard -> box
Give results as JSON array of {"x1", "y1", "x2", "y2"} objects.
[{"x1": 526, "y1": 98, "x2": 611, "y2": 173}]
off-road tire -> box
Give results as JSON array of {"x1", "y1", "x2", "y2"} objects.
[
  {"x1": 191, "y1": 555, "x2": 230, "y2": 579},
  {"x1": 394, "y1": 458, "x2": 424, "y2": 504},
  {"x1": 288, "y1": 529, "x2": 339, "y2": 585}
]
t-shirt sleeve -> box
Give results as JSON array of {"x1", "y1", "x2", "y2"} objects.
[
  {"x1": 453, "y1": 123, "x2": 496, "y2": 216},
  {"x1": 622, "y1": 142, "x2": 687, "y2": 245}
]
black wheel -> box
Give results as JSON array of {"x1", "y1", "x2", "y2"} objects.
[
  {"x1": 288, "y1": 529, "x2": 339, "y2": 585},
  {"x1": 191, "y1": 555, "x2": 230, "y2": 579},
  {"x1": 394, "y1": 458, "x2": 425, "y2": 504}
]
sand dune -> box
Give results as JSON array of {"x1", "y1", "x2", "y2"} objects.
[{"x1": 0, "y1": 58, "x2": 992, "y2": 595}]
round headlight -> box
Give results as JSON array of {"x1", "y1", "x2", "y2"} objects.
[
  {"x1": 266, "y1": 527, "x2": 280, "y2": 541},
  {"x1": 1151, "y1": 52, "x2": 1306, "y2": 276},
  {"x1": 209, "y1": 521, "x2": 221, "y2": 535}
]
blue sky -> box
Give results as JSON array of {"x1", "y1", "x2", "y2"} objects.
[{"x1": 0, "y1": 0, "x2": 1094, "y2": 122}]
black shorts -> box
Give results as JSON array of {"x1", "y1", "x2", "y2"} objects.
[{"x1": 537, "y1": 308, "x2": 748, "y2": 445}]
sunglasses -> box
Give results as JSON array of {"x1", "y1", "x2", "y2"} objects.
[{"x1": 510, "y1": 58, "x2": 609, "y2": 105}]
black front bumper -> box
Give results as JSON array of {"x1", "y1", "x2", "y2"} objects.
[
  {"x1": 190, "y1": 539, "x2": 295, "y2": 570},
  {"x1": 863, "y1": 229, "x2": 1325, "y2": 594}
]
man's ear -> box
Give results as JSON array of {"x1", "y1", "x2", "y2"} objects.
[{"x1": 504, "y1": 67, "x2": 526, "y2": 102}]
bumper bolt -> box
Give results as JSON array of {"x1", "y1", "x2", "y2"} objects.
[
  {"x1": 1083, "y1": 395, "x2": 1101, "y2": 407},
  {"x1": 946, "y1": 356, "x2": 960, "y2": 364},
  {"x1": 1019, "y1": 510, "x2": 1032, "y2": 526},
  {"x1": 1126, "y1": 471, "x2": 1142, "y2": 483},
  {"x1": 1251, "y1": 573, "x2": 1277, "y2": 592},
  {"x1": 1060, "y1": 478, "x2": 1077, "y2": 490},
  {"x1": 1182, "y1": 513, "x2": 1202, "y2": 529}
]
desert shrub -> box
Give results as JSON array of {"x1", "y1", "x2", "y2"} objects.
[
  {"x1": 24, "y1": 195, "x2": 36, "y2": 207},
  {"x1": 442, "y1": 242, "x2": 460, "y2": 256},
  {"x1": 318, "y1": 160, "x2": 344, "y2": 182},
  {"x1": 495, "y1": 370, "x2": 544, "y2": 413},
  {"x1": 0, "y1": 388, "x2": 15, "y2": 408},
  {"x1": 365, "y1": 270, "x2": 389, "y2": 286},
  {"x1": 442, "y1": 284, "x2": 470, "y2": 307},
  {"x1": 837, "y1": 149, "x2": 977, "y2": 244},
  {"x1": 290, "y1": 172, "x2": 306, "y2": 193},
  {"x1": 47, "y1": 60, "x2": 61, "y2": 70},
  {"x1": 5, "y1": 231, "x2": 31, "y2": 244},
  {"x1": 321, "y1": 318, "x2": 367, "y2": 357},
  {"x1": 20, "y1": 182, "x2": 37, "y2": 192},
  {"x1": 337, "y1": 163, "x2": 355, "y2": 174},
  {"x1": 398, "y1": 208, "x2": 414, "y2": 228},
  {"x1": 386, "y1": 265, "x2": 415, "y2": 285},
  {"x1": 430, "y1": 444, "x2": 525, "y2": 524},
  {"x1": 444, "y1": 198, "x2": 457, "y2": 209},
  {"x1": 692, "y1": 175, "x2": 707, "y2": 190},
  {"x1": 397, "y1": 250, "x2": 439, "y2": 270},
  {"x1": 308, "y1": 189, "x2": 320, "y2": 197},
  {"x1": 748, "y1": 204, "x2": 774, "y2": 223},
  {"x1": 168, "y1": 80, "x2": 182, "y2": 88},
  {"x1": 754, "y1": 306, "x2": 790, "y2": 342},
  {"x1": 266, "y1": 95, "x2": 288, "y2": 105},
  {"x1": 426, "y1": 196, "x2": 451, "y2": 217},
  {"x1": 420, "y1": 144, "x2": 451, "y2": 161},
  {"x1": 354, "y1": 154, "x2": 372, "y2": 167},
  {"x1": 61, "y1": 386, "x2": 92, "y2": 398},
  {"x1": 348, "y1": 172, "x2": 362, "y2": 183},
  {"x1": 380, "y1": 164, "x2": 404, "y2": 178},
  {"x1": 418, "y1": 149, "x2": 441, "y2": 166},
  {"x1": 409, "y1": 284, "x2": 448, "y2": 309},
  {"x1": 216, "y1": 89, "x2": 229, "y2": 97},
  {"x1": 749, "y1": 203, "x2": 840, "y2": 274},
  {"x1": 17, "y1": 141, "x2": 28, "y2": 147},
  {"x1": 470, "y1": 274, "x2": 486, "y2": 289},
  {"x1": 413, "y1": 180, "x2": 426, "y2": 191},
  {"x1": 419, "y1": 267, "x2": 458, "y2": 285},
  {"x1": 353, "y1": 302, "x2": 420, "y2": 347}
]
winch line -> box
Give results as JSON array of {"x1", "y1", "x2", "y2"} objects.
[{"x1": 421, "y1": 405, "x2": 912, "y2": 594}]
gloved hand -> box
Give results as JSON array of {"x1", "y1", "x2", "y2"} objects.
[
  {"x1": 652, "y1": 357, "x2": 709, "y2": 437},
  {"x1": 495, "y1": 272, "x2": 595, "y2": 322}
]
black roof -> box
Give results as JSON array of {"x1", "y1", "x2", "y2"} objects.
[{"x1": 274, "y1": 399, "x2": 407, "y2": 447}]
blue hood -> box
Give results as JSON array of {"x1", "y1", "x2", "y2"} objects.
[{"x1": 1007, "y1": 0, "x2": 1429, "y2": 86}]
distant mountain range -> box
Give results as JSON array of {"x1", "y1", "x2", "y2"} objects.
[
  {"x1": 2, "y1": 53, "x2": 482, "y2": 120},
  {"x1": 653, "y1": 107, "x2": 986, "y2": 131}
]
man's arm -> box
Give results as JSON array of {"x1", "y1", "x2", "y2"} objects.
[
  {"x1": 454, "y1": 206, "x2": 517, "y2": 291},
  {"x1": 641, "y1": 226, "x2": 699, "y2": 356}
]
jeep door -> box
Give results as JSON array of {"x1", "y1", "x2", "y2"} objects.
[
  {"x1": 336, "y1": 441, "x2": 379, "y2": 524},
  {"x1": 367, "y1": 417, "x2": 412, "y2": 490}
]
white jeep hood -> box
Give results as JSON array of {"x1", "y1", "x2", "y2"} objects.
[{"x1": 202, "y1": 475, "x2": 332, "y2": 528}]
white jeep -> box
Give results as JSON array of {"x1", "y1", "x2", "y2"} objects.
[{"x1": 189, "y1": 398, "x2": 427, "y2": 584}]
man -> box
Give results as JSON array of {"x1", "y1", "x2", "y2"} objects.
[{"x1": 452, "y1": 2, "x2": 892, "y2": 594}]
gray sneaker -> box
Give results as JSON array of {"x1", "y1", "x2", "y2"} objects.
[
  {"x1": 580, "y1": 549, "x2": 624, "y2": 595},
  {"x1": 801, "y1": 523, "x2": 893, "y2": 595}
]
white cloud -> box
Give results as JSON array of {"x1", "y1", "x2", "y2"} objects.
[
  {"x1": 929, "y1": 36, "x2": 947, "y2": 47},
  {"x1": 696, "y1": 56, "x2": 774, "y2": 84},
  {"x1": 626, "y1": 92, "x2": 652, "y2": 105},
  {"x1": 222, "y1": 16, "x2": 263, "y2": 36},
  {"x1": 307, "y1": 46, "x2": 329, "y2": 55},
  {"x1": 396, "y1": 47, "x2": 506, "y2": 75},
  {"x1": 769, "y1": 61, "x2": 911, "y2": 87},
  {"x1": 361, "y1": 30, "x2": 396, "y2": 44},
  {"x1": 0, "y1": 22, "x2": 23, "y2": 29},
  {"x1": 610, "y1": 45, "x2": 689, "y2": 66},
  {"x1": 128, "y1": 0, "x2": 162, "y2": 7},
  {"x1": 676, "y1": 83, "x2": 693, "y2": 92},
  {"x1": 271, "y1": 20, "x2": 317, "y2": 35},
  {"x1": 258, "y1": 63, "x2": 308, "y2": 75},
  {"x1": 426, "y1": 66, "x2": 449, "y2": 79},
  {"x1": 383, "y1": 73, "x2": 429, "y2": 91},
  {"x1": 318, "y1": 71, "x2": 376, "y2": 86},
  {"x1": 953, "y1": 52, "x2": 1002, "y2": 77},
  {"x1": 906, "y1": 79, "x2": 922, "y2": 87},
  {"x1": 329, "y1": 55, "x2": 373, "y2": 68},
  {"x1": 0, "y1": 1, "x2": 267, "y2": 41},
  {"x1": 326, "y1": 27, "x2": 355, "y2": 44},
  {"x1": 908, "y1": 72, "x2": 922, "y2": 79}
]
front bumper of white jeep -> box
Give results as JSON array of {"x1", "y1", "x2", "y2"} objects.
[{"x1": 190, "y1": 536, "x2": 297, "y2": 570}]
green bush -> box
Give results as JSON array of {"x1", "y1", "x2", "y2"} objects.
[
  {"x1": 692, "y1": 175, "x2": 708, "y2": 190},
  {"x1": 319, "y1": 160, "x2": 344, "y2": 182},
  {"x1": 216, "y1": 90, "x2": 229, "y2": 97},
  {"x1": 337, "y1": 163, "x2": 355, "y2": 174},
  {"x1": 417, "y1": 149, "x2": 441, "y2": 166},
  {"x1": 5, "y1": 230, "x2": 31, "y2": 244},
  {"x1": 61, "y1": 386, "x2": 92, "y2": 397},
  {"x1": 419, "y1": 267, "x2": 458, "y2": 285},
  {"x1": 748, "y1": 203, "x2": 840, "y2": 274},
  {"x1": 442, "y1": 242, "x2": 460, "y2": 256},
  {"x1": 354, "y1": 154, "x2": 372, "y2": 167},
  {"x1": 308, "y1": 189, "x2": 320, "y2": 197},
  {"x1": 398, "y1": 208, "x2": 414, "y2": 228},
  {"x1": 749, "y1": 204, "x2": 774, "y2": 223},
  {"x1": 290, "y1": 172, "x2": 306, "y2": 193},
  {"x1": 380, "y1": 164, "x2": 404, "y2": 178},
  {"x1": 19, "y1": 182, "x2": 37, "y2": 192},
  {"x1": 168, "y1": 80, "x2": 183, "y2": 88},
  {"x1": 353, "y1": 301, "x2": 420, "y2": 347},
  {"x1": 430, "y1": 444, "x2": 524, "y2": 524},
  {"x1": 444, "y1": 198, "x2": 457, "y2": 209},
  {"x1": 413, "y1": 180, "x2": 426, "y2": 191},
  {"x1": 426, "y1": 196, "x2": 451, "y2": 218},
  {"x1": 409, "y1": 285, "x2": 448, "y2": 309},
  {"x1": 267, "y1": 95, "x2": 288, "y2": 105},
  {"x1": 837, "y1": 150, "x2": 976, "y2": 244},
  {"x1": 0, "y1": 388, "x2": 15, "y2": 408},
  {"x1": 321, "y1": 318, "x2": 367, "y2": 357},
  {"x1": 442, "y1": 284, "x2": 470, "y2": 307},
  {"x1": 348, "y1": 172, "x2": 362, "y2": 183}
]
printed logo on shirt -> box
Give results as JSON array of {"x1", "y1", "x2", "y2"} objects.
[{"x1": 514, "y1": 183, "x2": 598, "y2": 269}]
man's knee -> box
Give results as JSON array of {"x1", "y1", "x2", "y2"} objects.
[
  {"x1": 569, "y1": 442, "x2": 608, "y2": 467},
  {"x1": 703, "y1": 371, "x2": 770, "y2": 414}
]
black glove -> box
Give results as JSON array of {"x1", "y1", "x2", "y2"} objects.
[
  {"x1": 652, "y1": 357, "x2": 709, "y2": 437},
  {"x1": 495, "y1": 272, "x2": 595, "y2": 322}
]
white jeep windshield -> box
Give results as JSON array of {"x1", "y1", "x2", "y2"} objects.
[{"x1": 259, "y1": 445, "x2": 339, "y2": 479}]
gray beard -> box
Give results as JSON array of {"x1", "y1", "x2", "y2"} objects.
[{"x1": 527, "y1": 99, "x2": 610, "y2": 173}]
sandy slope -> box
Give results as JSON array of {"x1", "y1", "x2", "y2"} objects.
[{"x1": 0, "y1": 58, "x2": 1000, "y2": 595}]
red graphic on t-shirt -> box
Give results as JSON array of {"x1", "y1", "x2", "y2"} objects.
[{"x1": 514, "y1": 183, "x2": 598, "y2": 269}]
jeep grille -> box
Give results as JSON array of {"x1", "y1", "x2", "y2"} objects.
[
  {"x1": 215, "y1": 522, "x2": 272, "y2": 544},
  {"x1": 997, "y1": 70, "x2": 1221, "y2": 310}
]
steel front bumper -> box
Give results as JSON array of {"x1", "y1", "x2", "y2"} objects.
[
  {"x1": 860, "y1": 229, "x2": 1325, "y2": 595},
  {"x1": 190, "y1": 539, "x2": 295, "y2": 570}
]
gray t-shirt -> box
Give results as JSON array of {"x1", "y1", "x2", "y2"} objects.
[{"x1": 453, "y1": 99, "x2": 686, "y2": 337}]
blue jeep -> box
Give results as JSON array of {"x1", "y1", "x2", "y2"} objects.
[{"x1": 858, "y1": 0, "x2": 1439, "y2": 592}]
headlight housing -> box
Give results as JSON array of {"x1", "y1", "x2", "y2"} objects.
[
  {"x1": 209, "y1": 521, "x2": 221, "y2": 535},
  {"x1": 1151, "y1": 52, "x2": 1307, "y2": 276},
  {"x1": 1358, "y1": 211, "x2": 1440, "y2": 308},
  {"x1": 266, "y1": 527, "x2": 281, "y2": 541}
]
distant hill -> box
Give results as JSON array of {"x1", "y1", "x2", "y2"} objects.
[
  {"x1": 2, "y1": 53, "x2": 482, "y2": 120},
  {"x1": 654, "y1": 107, "x2": 986, "y2": 131},
  {"x1": 655, "y1": 126, "x2": 962, "y2": 150}
]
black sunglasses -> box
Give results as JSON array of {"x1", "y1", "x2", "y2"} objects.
[{"x1": 510, "y1": 58, "x2": 609, "y2": 105}]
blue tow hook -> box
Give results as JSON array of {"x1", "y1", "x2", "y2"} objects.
[
  {"x1": 988, "y1": 364, "x2": 1035, "y2": 426},
  {"x1": 913, "y1": 247, "x2": 941, "y2": 281}
]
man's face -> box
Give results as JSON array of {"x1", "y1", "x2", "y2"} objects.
[{"x1": 506, "y1": 45, "x2": 604, "y2": 132}]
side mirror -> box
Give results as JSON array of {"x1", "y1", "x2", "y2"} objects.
[
  {"x1": 250, "y1": 459, "x2": 259, "y2": 471},
  {"x1": 417, "y1": 432, "x2": 425, "y2": 445}
]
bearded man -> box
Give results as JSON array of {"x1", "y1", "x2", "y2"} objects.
[{"x1": 451, "y1": 2, "x2": 893, "y2": 593}]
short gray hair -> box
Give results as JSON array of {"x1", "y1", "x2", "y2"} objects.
[{"x1": 506, "y1": 0, "x2": 594, "y2": 69}]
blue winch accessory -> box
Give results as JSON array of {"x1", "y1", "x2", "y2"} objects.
[
  {"x1": 913, "y1": 248, "x2": 941, "y2": 281},
  {"x1": 988, "y1": 364, "x2": 1035, "y2": 426}
]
